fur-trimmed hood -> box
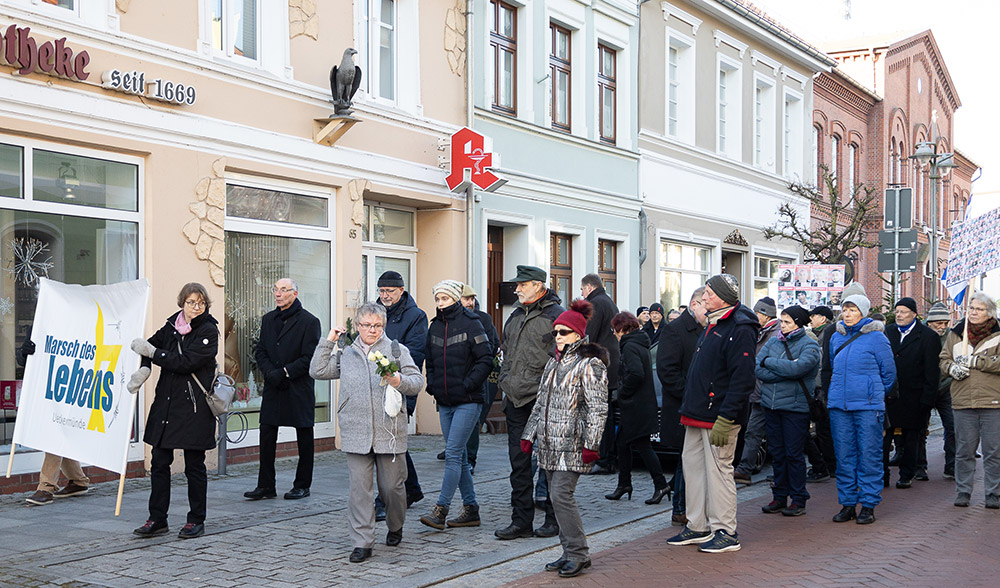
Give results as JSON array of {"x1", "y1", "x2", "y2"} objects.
[
  {"x1": 836, "y1": 317, "x2": 884, "y2": 336},
  {"x1": 571, "y1": 341, "x2": 610, "y2": 367}
]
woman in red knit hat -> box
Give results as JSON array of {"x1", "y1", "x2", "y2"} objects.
[{"x1": 520, "y1": 299, "x2": 609, "y2": 578}]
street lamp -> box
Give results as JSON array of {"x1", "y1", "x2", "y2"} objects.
[{"x1": 909, "y1": 134, "x2": 956, "y2": 303}]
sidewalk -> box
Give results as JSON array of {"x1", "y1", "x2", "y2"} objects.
[{"x1": 505, "y1": 442, "x2": 1000, "y2": 588}]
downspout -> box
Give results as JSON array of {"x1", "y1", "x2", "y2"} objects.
[
  {"x1": 638, "y1": 206, "x2": 648, "y2": 300},
  {"x1": 465, "y1": 0, "x2": 475, "y2": 284}
]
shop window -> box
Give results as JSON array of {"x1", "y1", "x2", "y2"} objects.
[
  {"x1": 550, "y1": 232, "x2": 573, "y2": 302},
  {"x1": 549, "y1": 23, "x2": 572, "y2": 133},
  {"x1": 0, "y1": 139, "x2": 140, "y2": 447},
  {"x1": 659, "y1": 241, "x2": 710, "y2": 311},
  {"x1": 753, "y1": 254, "x2": 789, "y2": 302},
  {"x1": 598, "y1": 239, "x2": 617, "y2": 303},
  {"x1": 361, "y1": 204, "x2": 416, "y2": 301},
  {"x1": 362, "y1": 204, "x2": 414, "y2": 246},
  {"x1": 211, "y1": 0, "x2": 259, "y2": 61},
  {"x1": 226, "y1": 185, "x2": 328, "y2": 227},
  {"x1": 490, "y1": 0, "x2": 517, "y2": 116},
  {"x1": 223, "y1": 232, "x2": 331, "y2": 429}
]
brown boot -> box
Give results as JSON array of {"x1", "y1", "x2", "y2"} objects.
[
  {"x1": 419, "y1": 504, "x2": 449, "y2": 530},
  {"x1": 446, "y1": 504, "x2": 481, "y2": 527}
]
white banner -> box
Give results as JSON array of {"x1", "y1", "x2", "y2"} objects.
[{"x1": 12, "y1": 278, "x2": 150, "y2": 474}]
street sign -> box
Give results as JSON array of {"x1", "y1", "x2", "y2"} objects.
[
  {"x1": 879, "y1": 248, "x2": 917, "y2": 272},
  {"x1": 884, "y1": 188, "x2": 913, "y2": 229},
  {"x1": 878, "y1": 229, "x2": 918, "y2": 254}
]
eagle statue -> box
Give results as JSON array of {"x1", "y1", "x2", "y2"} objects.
[{"x1": 330, "y1": 48, "x2": 362, "y2": 116}]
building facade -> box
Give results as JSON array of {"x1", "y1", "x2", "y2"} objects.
[
  {"x1": 638, "y1": 0, "x2": 834, "y2": 310},
  {"x1": 0, "y1": 0, "x2": 468, "y2": 489}
]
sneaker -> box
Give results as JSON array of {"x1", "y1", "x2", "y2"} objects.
[
  {"x1": 832, "y1": 505, "x2": 856, "y2": 523},
  {"x1": 133, "y1": 519, "x2": 169, "y2": 537},
  {"x1": 943, "y1": 469, "x2": 955, "y2": 480},
  {"x1": 781, "y1": 503, "x2": 806, "y2": 517},
  {"x1": 806, "y1": 469, "x2": 830, "y2": 483},
  {"x1": 856, "y1": 507, "x2": 876, "y2": 525},
  {"x1": 178, "y1": 522, "x2": 204, "y2": 539},
  {"x1": 914, "y1": 469, "x2": 929, "y2": 481},
  {"x1": 761, "y1": 499, "x2": 786, "y2": 514},
  {"x1": 698, "y1": 529, "x2": 741, "y2": 553},
  {"x1": 895, "y1": 478, "x2": 913, "y2": 489},
  {"x1": 955, "y1": 492, "x2": 971, "y2": 507},
  {"x1": 53, "y1": 482, "x2": 89, "y2": 498},
  {"x1": 419, "y1": 504, "x2": 449, "y2": 530},
  {"x1": 733, "y1": 471, "x2": 752, "y2": 484},
  {"x1": 446, "y1": 504, "x2": 481, "y2": 527},
  {"x1": 25, "y1": 490, "x2": 54, "y2": 506},
  {"x1": 666, "y1": 526, "x2": 714, "y2": 546},
  {"x1": 986, "y1": 494, "x2": 1000, "y2": 509}
]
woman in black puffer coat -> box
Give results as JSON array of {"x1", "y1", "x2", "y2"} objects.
[
  {"x1": 127, "y1": 282, "x2": 219, "y2": 540},
  {"x1": 606, "y1": 312, "x2": 669, "y2": 505}
]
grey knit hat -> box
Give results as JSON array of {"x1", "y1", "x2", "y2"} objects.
[
  {"x1": 843, "y1": 294, "x2": 871, "y2": 317},
  {"x1": 432, "y1": 280, "x2": 464, "y2": 303},
  {"x1": 706, "y1": 274, "x2": 740, "y2": 306},
  {"x1": 841, "y1": 281, "x2": 866, "y2": 299},
  {"x1": 753, "y1": 297, "x2": 777, "y2": 318},
  {"x1": 925, "y1": 301, "x2": 951, "y2": 323}
]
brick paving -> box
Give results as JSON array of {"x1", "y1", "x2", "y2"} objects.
[{"x1": 505, "y1": 444, "x2": 1000, "y2": 588}]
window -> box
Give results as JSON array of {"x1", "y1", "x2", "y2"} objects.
[
  {"x1": 211, "y1": 0, "x2": 258, "y2": 61},
  {"x1": 227, "y1": 185, "x2": 328, "y2": 227},
  {"x1": 361, "y1": 204, "x2": 416, "y2": 301},
  {"x1": 598, "y1": 239, "x2": 617, "y2": 303},
  {"x1": 754, "y1": 254, "x2": 790, "y2": 302},
  {"x1": 830, "y1": 135, "x2": 840, "y2": 189},
  {"x1": 41, "y1": 0, "x2": 74, "y2": 9},
  {"x1": 753, "y1": 76, "x2": 775, "y2": 171},
  {"x1": 361, "y1": 0, "x2": 396, "y2": 100},
  {"x1": 550, "y1": 233, "x2": 573, "y2": 302},
  {"x1": 490, "y1": 0, "x2": 517, "y2": 115},
  {"x1": 598, "y1": 44, "x2": 616, "y2": 145},
  {"x1": 848, "y1": 143, "x2": 857, "y2": 194},
  {"x1": 659, "y1": 241, "x2": 711, "y2": 311},
  {"x1": 813, "y1": 125, "x2": 821, "y2": 187},
  {"x1": 0, "y1": 139, "x2": 141, "y2": 448},
  {"x1": 717, "y1": 58, "x2": 741, "y2": 159},
  {"x1": 782, "y1": 91, "x2": 803, "y2": 178},
  {"x1": 549, "y1": 24, "x2": 571, "y2": 133},
  {"x1": 667, "y1": 33, "x2": 695, "y2": 142}
]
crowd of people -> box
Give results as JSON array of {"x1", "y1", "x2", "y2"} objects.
[{"x1": 25, "y1": 268, "x2": 996, "y2": 579}]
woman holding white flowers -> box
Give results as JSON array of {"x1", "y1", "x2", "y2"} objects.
[
  {"x1": 418, "y1": 281, "x2": 493, "y2": 530},
  {"x1": 309, "y1": 302, "x2": 424, "y2": 563}
]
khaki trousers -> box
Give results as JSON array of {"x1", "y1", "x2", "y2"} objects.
[
  {"x1": 346, "y1": 451, "x2": 407, "y2": 549},
  {"x1": 682, "y1": 424, "x2": 741, "y2": 535},
  {"x1": 38, "y1": 452, "x2": 89, "y2": 492}
]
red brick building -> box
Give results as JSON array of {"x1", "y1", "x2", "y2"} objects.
[{"x1": 813, "y1": 30, "x2": 980, "y2": 312}]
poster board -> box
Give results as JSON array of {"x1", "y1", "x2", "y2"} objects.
[{"x1": 776, "y1": 264, "x2": 845, "y2": 312}]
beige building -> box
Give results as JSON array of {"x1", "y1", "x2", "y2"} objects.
[
  {"x1": 638, "y1": 1, "x2": 835, "y2": 309},
  {"x1": 0, "y1": 0, "x2": 467, "y2": 490}
]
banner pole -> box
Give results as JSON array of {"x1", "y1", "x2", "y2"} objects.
[
  {"x1": 962, "y1": 278, "x2": 976, "y2": 355},
  {"x1": 5, "y1": 444, "x2": 14, "y2": 478},
  {"x1": 114, "y1": 470, "x2": 126, "y2": 517}
]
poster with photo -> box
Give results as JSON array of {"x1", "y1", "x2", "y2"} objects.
[
  {"x1": 946, "y1": 207, "x2": 1000, "y2": 287},
  {"x1": 776, "y1": 263, "x2": 845, "y2": 312}
]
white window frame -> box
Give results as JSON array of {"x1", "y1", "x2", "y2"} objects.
[
  {"x1": 224, "y1": 174, "x2": 338, "y2": 446},
  {"x1": 199, "y1": 0, "x2": 290, "y2": 78},
  {"x1": 595, "y1": 229, "x2": 630, "y2": 308},
  {"x1": 5, "y1": 0, "x2": 118, "y2": 30},
  {"x1": 848, "y1": 142, "x2": 857, "y2": 194},
  {"x1": 753, "y1": 73, "x2": 776, "y2": 172},
  {"x1": 830, "y1": 134, "x2": 840, "y2": 189},
  {"x1": 356, "y1": 0, "x2": 421, "y2": 113},
  {"x1": 545, "y1": 220, "x2": 585, "y2": 298},
  {"x1": 656, "y1": 232, "x2": 718, "y2": 311},
  {"x1": 0, "y1": 133, "x2": 145, "y2": 472},
  {"x1": 361, "y1": 201, "x2": 418, "y2": 300},
  {"x1": 782, "y1": 88, "x2": 804, "y2": 180},
  {"x1": 751, "y1": 249, "x2": 798, "y2": 302},
  {"x1": 716, "y1": 54, "x2": 742, "y2": 160},
  {"x1": 667, "y1": 28, "x2": 695, "y2": 143}
]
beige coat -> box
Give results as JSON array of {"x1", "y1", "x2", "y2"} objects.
[{"x1": 939, "y1": 320, "x2": 1000, "y2": 410}]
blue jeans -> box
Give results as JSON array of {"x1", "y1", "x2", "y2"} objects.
[
  {"x1": 764, "y1": 408, "x2": 811, "y2": 505},
  {"x1": 829, "y1": 408, "x2": 884, "y2": 508},
  {"x1": 437, "y1": 403, "x2": 480, "y2": 508}
]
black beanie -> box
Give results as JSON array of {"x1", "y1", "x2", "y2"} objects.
[
  {"x1": 377, "y1": 271, "x2": 405, "y2": 288},
  {"x1": 782, "y1": 305, "x2": 811, "y2": 328},
  {"x1": 895, "y1": 297, "x2": 918, "y2": 314}
]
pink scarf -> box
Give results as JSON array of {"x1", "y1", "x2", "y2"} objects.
[{"x1": 174, "y1": 312, "x2": 192, "y2": 335}]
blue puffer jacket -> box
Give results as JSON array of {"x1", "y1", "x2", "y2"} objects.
[
  {"x1": 827, "y1": 318, "x2": 896, "y2": 411},
  {"x1": 756, "y1": 328, "x2": 821, "y2": 413}
]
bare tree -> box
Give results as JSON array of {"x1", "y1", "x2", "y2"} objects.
[{"x1": 763, "y1": 167, "x2": 880, "y2": 264}]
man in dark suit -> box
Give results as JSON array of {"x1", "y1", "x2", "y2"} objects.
[
  {"x1": 657, "y1": 286, "x2": 706, "y2": 525},
  {"x1": 581, "y1": 273, "x2": 620, "y2": 475},
  {"x1": 245, "y1": 278, "x2": 321, "y2": 500}
]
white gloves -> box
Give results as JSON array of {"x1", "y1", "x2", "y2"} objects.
[
  {"x1": 949, "y1": 363, "x2": 970, "y2": 381},
  {"x1": 954, "y1": 355, "x2": 972, "y2": 368},
  {"x1": 131, "y1": 338, "x2": 156, "y2": 358},
  {"x1": 126, "y1": 366, "x2": 151, "y2": 394}
]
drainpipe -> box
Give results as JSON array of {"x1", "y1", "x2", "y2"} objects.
[
  {"x1": 465, "y1": 0, "x2": 475, "y2": 283},
  {"x1": 638, "y1": 206, "x2": 648, "y2": 302}
]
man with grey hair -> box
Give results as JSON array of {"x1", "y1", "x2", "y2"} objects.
[{"x1": 245, "y1": 277, "x2": 321, "y2": 501}]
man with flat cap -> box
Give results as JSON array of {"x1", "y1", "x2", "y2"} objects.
[{"x1": 495, "y1": 265, "x2": 565, "y2": 540}]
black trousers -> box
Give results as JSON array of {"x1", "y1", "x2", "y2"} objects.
[
  {"x1": 806, "y1": 402, "x2": 837, "y2": 475},
  {"x1": 596, "y1": 397, "x2": 617, "y2": 470},
  {"x1": 617, "y1": 435, "x2": 666, "y2": 489},
  {"x1": 149, "y1": 447, "x2": 207, "y2": 525},
  {"x1": 885, "y1": 427, "x2": 922, "y2": 481},
  {"x1": 258, "y1": 424, "x2": 314, "y2": 490},
  {"x1": 506, "y1": 400, "x2": 554, "y2": 529}
]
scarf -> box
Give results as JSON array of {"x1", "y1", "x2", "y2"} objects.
[
  {"x1": 968, "y1": 317, "x2": 996, "y2": 349},
  {"x1": 276, "y1": 298, "x2": 303, "y2": 322},
  {"x1": 775, "y1": 327, "x2": 802, "y2": 342},
  {"x1": 174, "y1": 312, "x2": 192, "y2": 335}
]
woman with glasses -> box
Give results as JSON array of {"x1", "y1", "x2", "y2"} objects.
[
  {"x1": 940, "y1": 291, "x2": 1000, "y2": 509},
  {"x1": 127, "y1": 283, "x2": 219, "y2": 539},
  {"x1": 521, "y1": 299, "x2": 608, "y2": 578},
  {"x1": 309, "y1": 302, "x2": 424, "y2": 563},
  {"x1": 418, "y1": 281, "x2": 493, "y2": 530}
]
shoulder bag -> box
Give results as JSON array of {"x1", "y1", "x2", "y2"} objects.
[
  {"x1": 781, "y1": 339, "x2": 822, "y2": 417},
  {"x1": 177, "y1": 339, "x2": 235, "y2": 417}
]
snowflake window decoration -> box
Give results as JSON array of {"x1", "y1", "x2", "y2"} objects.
[{"x1": 6, "y1": 238, "x2": 54, "y2": 287}]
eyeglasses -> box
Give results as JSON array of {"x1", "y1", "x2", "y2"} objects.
[
  {"x1": 358, "y1": 322, "x2": 385, "y2": 331},
  {"x1": 970, "y1": 306, "x2": 988, "y2": 313},
  {"x1": 272, "y1": 287, "x2": 295, "y2": 294},
  {"x1": 184, "y1": 300, "x2": 205, "y2": 309},
  {"x1": 551, "y1": 328, "x2": 575, "y2": 337},
  {"x1": 378, "y1": 288, "x2": 401, "y2": 296}
]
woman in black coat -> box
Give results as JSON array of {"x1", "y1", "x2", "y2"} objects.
[
  {"x1": 606, "y1": 312, "x2": 669, "y2": 504},
  {"x1": 128, "y1": 283, "x2": 219, "y2": 540}
]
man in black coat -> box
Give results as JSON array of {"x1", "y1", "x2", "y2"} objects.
[
  {"x1": 657, "y1": 286, "x2": 706, "y2": 525},
  {"x1": 885, "y1": 297, "x2": 941, "y2": 488},
  {"x1": 376, "y1": 271, "x2": 429, "y2": 513},
  {"x1": 581, "y1": 273, "x2": 620, "y2": 475},
  {"x1": 244, "y1": 278, "x2": 321, "y2": 501}
]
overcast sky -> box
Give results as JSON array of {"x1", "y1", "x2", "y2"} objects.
[{"x1": 751, "y1": 0, "x2": 998, "y2": 199}]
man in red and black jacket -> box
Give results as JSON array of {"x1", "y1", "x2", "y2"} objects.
[{"x1": 667, "y1": 274, "x2": 758, "y2": 554}]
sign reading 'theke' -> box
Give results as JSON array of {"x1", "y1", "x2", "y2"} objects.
[{"x1": 0, "y1": 24, "x2": 90, "y2": 80}]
